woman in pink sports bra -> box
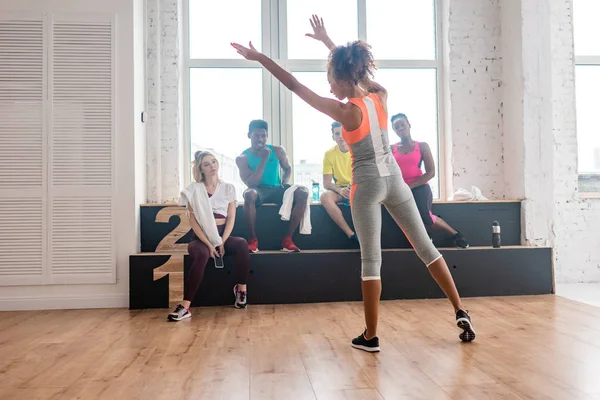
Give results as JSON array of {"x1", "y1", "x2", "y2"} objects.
[{"x1": 391, "y1": 113, "x2": 469, "y2": 248}]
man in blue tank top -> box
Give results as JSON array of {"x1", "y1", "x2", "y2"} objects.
[{"x1": 236, "y1": 119, "x2": 309, "y2": 253}]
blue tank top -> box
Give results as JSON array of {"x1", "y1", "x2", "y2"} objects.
[{"x1": 244, "y1": 145, "x2": 281, "y2": 187}]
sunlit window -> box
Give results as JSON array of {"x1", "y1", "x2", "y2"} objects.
[
  {"x1": 574, "y1": 0, "x2": 600, "y2": 193},
  {"x1": 186, "y1": 0, "x2": 443, "y2": 198}
]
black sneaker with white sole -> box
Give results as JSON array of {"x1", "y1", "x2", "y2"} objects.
[
  {"x1": 456, "y1": 309, "x2": 475, "y2": 342},
  {"x1": 168, "y1": 304, "x2": 191, "y2": 321},
  {"x1": 453, "y1": 232, "x2": 470, "y2": 248},
  {"x1": 351, "y1": 330, "x2": 380, "y2": 352}
]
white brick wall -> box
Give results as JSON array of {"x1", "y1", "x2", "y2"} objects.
[
  {"x1": 520, "y1": 0, "x2": 555, "y2": 247},
  {"x1": 447, "y1": 0, "x2": 600, "y2": 282},
  {"x1": 502, "y1": 0, "x2": 600, "y2": 282},
  {"x1": 500, "y1": 0, "x2": 525, "y2": 200},
  {"x1": 146, "y1": 0, "x2": 183, "y2": 203},
  {"x1": 446, "y1": 0, "x2": 504, "y2": 199},
  {"x1": 549, "y1": 0, "x2": 600, "y2": 283}
]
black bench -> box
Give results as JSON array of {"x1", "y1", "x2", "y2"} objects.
[
  {"x1": 129, "y1": 201, "x2": 553, "y2": 310},
  {"x1": 140, "y1": 201, "x2": 522, "y2": 252}
]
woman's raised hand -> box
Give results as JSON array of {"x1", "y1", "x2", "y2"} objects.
[
  {"x1": 305, "y1": 14, "x2": 328, "y2": 42},
  {"x1": 231, "y1": 41, "x2": 261, "y2": 61}
]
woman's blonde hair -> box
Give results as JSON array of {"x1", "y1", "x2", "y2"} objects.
[{"x1": 192, "y1": 150, "x2": 219, "y2": 182}]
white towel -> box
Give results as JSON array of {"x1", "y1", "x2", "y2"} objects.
[
  {"x1": 451, "y1": 186, "x2": 489, "y2": 201},
  {"x1": 279, "y1": 185, "x2": 312, "y2": 235},
  {"x1": 178, "y1": 182, "x2": 223, "y2": 247}
]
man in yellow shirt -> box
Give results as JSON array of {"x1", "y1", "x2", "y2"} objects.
[{"x1": 320, "y1": 122, "x2": 358, "y2": 242}]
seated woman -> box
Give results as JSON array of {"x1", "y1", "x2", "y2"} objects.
[
  {"x1": 169, "y1": 150, "x2": 250, "y2": 321},
  {"x1": 391, "y1": 113, "x2": 469, "y2": 249}
]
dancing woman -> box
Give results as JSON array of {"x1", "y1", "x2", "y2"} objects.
[{"x1": 231, "y1": 15, "x2": 475, "y2": 350}]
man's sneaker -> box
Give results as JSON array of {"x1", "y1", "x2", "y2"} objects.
[
  {"x1": 456, "y1": 309, "x2": 476, "y2": 342},
  {"x1": 248, "y1": 238, "x2": 259, "y2": 253},
  {"x1": 233, "y1": 284, "x2": 247, "y2": 309},
  {"x1": 453, "y1": 232, "x2": 469, "y2": 248},
  {"x1": 281, "y1": 237, "x2": 300, "y2": 252},
  {"x1": 168, "y1": 304, "x2": 191, "y2": 322},
  {"x1": 351, "y1": 330, "x2": 380, "y2": 352}
]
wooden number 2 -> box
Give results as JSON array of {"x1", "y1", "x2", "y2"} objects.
[{"x1": 155, "y1": 206, "x2": 191, "y2": 252}]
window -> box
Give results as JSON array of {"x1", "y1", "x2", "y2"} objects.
[
  {"x1": 366, "y1": 0, "x2": 436, "y2": 60},
  {"x1": 185, "y1": 0, "x2": 443, "y2": 199},
  {"x1": 189, "y1": 68, "x2": 263, "y2": 200},
  {"x1": 374, "y1": 69, "x2": 440, "y2": 196},
  {"x1": 286, "y1": 1, "x2": 358, "y2": 59},
  {"x1": 574, "y1": 0, "x2": 600, "y2": 193}
]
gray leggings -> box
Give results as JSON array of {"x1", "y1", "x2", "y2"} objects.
[{"x1": 351, "y1": 175, "x2": 442, "y2": 280}]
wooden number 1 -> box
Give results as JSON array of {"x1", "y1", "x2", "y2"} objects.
[{"x1": 153, "y1": 254, "x2": 185, "y2": 304}]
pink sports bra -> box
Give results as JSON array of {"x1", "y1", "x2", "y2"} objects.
[{"x1": 392, "y1": 141, "x2": 424, "y2": 185}]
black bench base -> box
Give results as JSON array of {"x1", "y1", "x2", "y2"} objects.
[{"x1": 129, "y1": 247, "x2": 553, "y2": 309}]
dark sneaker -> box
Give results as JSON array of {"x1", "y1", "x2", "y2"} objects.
[
  {"x1": 456, "y1": 309, "x2": 476, "y2": 342},
  {"x1": 453, "y1": 232, "x2": 469, "y2": 248},
  {"x1": 168, "y1": 304, "x2": 191, "y2": 322},
  {"x1": 248, "y1": 238, "x2": 259, "y2": 253},
  {"x1": 233, "y1": 284, "x2": 247, "y2": 309},
  {"x1": 351, "y1": 330, "x2": 380, "y2": 352}
]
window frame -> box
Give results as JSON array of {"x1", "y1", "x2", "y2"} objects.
[
  {"x1": 183, "y1": 0, "x2": 447, "y2": 199},
  {"x1": 574, "y1": 62, "x2": 600, "y2": 196},
  {"x1": 573, "y1": 0, "x2": 600, "y2": 195}
]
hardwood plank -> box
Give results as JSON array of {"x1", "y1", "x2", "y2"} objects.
[
  {"x1": 300, "y1": 337, "x2": 374, "y2": 392},
  {"x1": 314, "y1": 389, "x2": 385, "y2": 400},
  {"x1": 350, "y1": 339, "x2": 453, "y2": 400},
  {"x1": 0, "y1": 388, "x2": 64, "y2": 400},
  {"x1": 442, "y1": 383, "x2": 523, "y2": 399},
  {"x1": 250, "y1": 342, "x2": 306, "y2": 374},
  {"x1": 1, "y1": 296, "x2": 599, "y2": 399},
  {"x1": 250, "y1": 372, "x2": 316, "y2": 400},
  {"x1": 114, "y1": 371, "x2": 194, "y2": 400},
  {"x1": 184, "y1": 349, "x2": 250, "y2": 400},
  {"x1": 389, "y1": 335, "x2": 496, "y2": 387},
  {"x1": 49, "y1": 378, "x2": 132, "y2": 400},
  {"x1": 505, "y1": 379, "x2": 596, "y2": 400}
]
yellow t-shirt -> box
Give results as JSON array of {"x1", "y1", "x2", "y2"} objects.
[{"x1": 322, "y1": 145, "x2": 352, "y2": 187}]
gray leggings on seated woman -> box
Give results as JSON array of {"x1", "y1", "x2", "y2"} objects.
[{"x1": 351, "y1": 174, "x2": 442, "y2": 280}]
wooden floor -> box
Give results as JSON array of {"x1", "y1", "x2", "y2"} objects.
[{"x1": 2, "y1": 296, "x2": 600, "y2": 400}]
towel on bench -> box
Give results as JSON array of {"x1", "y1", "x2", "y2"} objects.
[{"x1": 279, "y1": 184, "x2": 312, "y2": 235}]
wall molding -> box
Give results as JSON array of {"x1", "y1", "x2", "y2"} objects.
[{"x1": 0, "y1": 294, "x2": 128, "y2": 311}]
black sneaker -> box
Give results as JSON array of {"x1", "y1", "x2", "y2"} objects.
[
  {"x1": 233, "y1": 284, "x2": 247, "y2": 309},
  {"x1": 351, "y1": 330, "x2": 380, "y2": 352},
  {"x1": 168, "y1": 304, "x2": 191, "y2": 321},
  {"x1": 453, "y1": 232, "x2": 469, "y2": 248},
  {"x1": 456, "y1": 310, "x2": 475, "y2": 342}
]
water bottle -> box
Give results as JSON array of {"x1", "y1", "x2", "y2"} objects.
[
  {"x1": 342, "y1": 185, "x2": 351, "y2": 206},
  {"x1": 492, "y1": 221, "x2": 501, "y2": 248},
  {"x1": 311, "y1": 181, "x2": 320, "y2": 202}
]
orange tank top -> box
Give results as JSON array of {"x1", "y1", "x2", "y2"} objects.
[{"x1": 341, "y1": 93, "x2": 401, "y2": 184}]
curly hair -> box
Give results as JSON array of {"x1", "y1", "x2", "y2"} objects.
[
  {"x1": 391, "y1": 113, "x2": 409, "y2": 124},
  {"x1": 327, "y1": 40, "x2": 376, "y2": 85}
]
